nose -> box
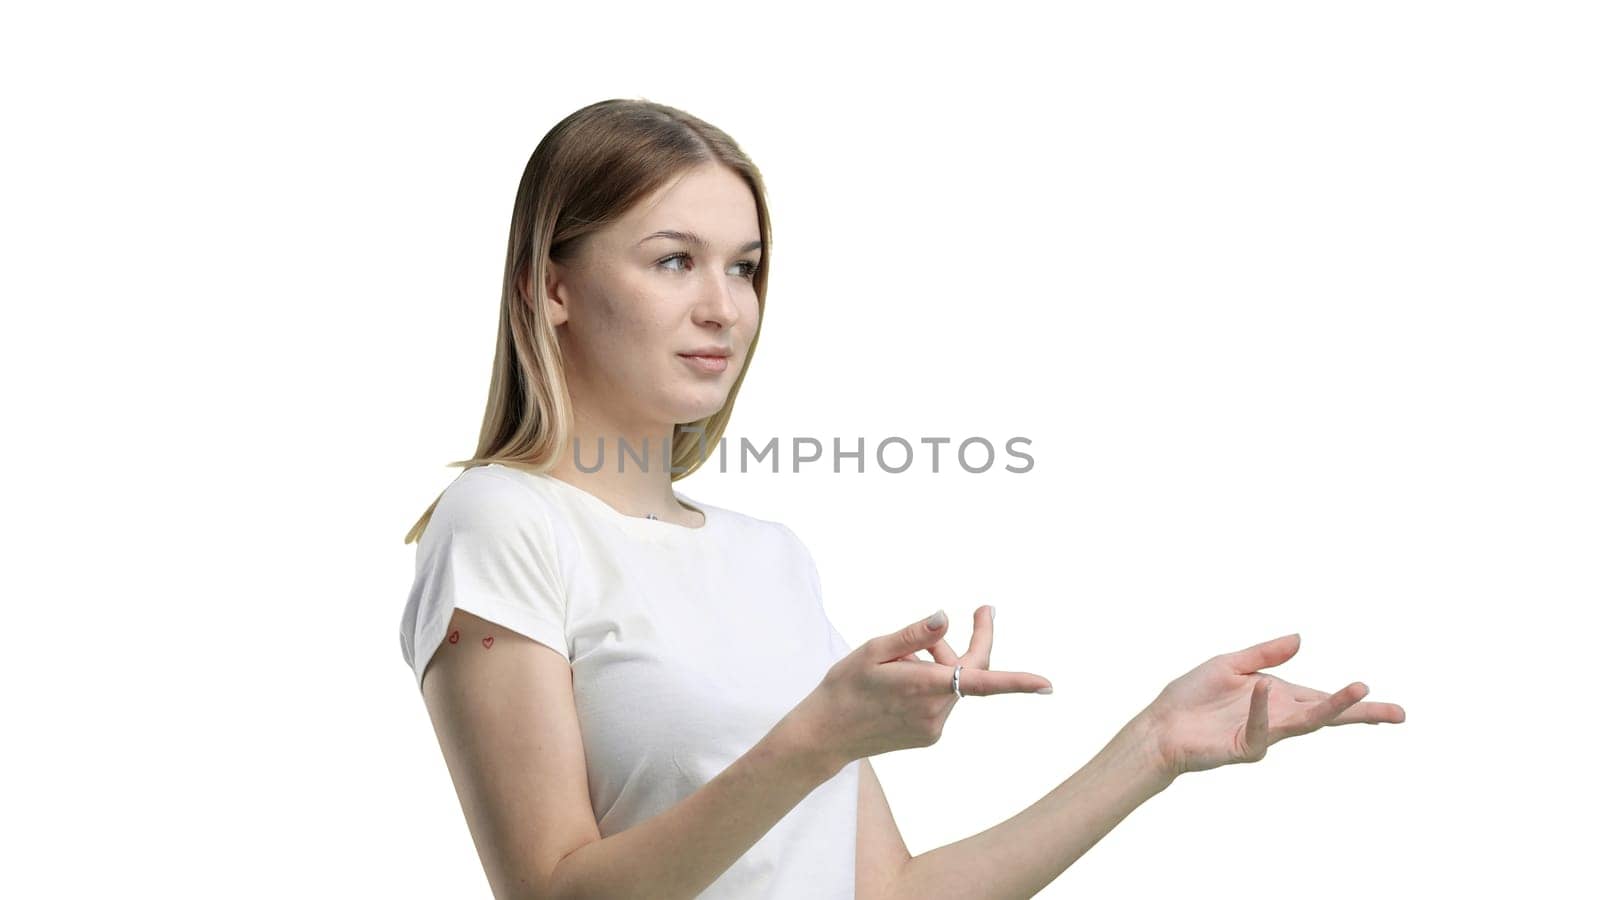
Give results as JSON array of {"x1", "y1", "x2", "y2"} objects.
[{"x1": 692, "y1": 273, "x2": 741, "y2": 330}]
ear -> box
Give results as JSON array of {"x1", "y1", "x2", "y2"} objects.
[{"x1": 525, "y1": 260, "x2": 569, "y2": 327}]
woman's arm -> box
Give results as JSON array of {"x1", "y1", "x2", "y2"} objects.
[
  {"x1": 885, "y1": 712, "x2": 1173, "y2": 900},
  {"x1": 881, "y1": 631, "x2": 1404, "y2": 900},
  {"x1": 550, "y1": 704, "x2": 843, "y2": 900}
]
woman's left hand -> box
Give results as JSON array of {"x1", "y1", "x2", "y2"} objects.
[{"x1": 1141, "y1": 632, "x2": 1407, "y2": 779}]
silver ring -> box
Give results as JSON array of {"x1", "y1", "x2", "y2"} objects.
[{"x1": 952, "y1": 664, "x2": 964, "y2": 699}]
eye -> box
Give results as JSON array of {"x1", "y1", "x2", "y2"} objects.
[{"x1": 657, "y1": 251, "x2": 762, "y2": 282}]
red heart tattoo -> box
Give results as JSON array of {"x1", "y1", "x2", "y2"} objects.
[
  {"x1": 482, "y1": 636, "x2": 494, "y2": 649},
  {"x1": 447, "y1": 629, "x2": 460, "y2": 644}
]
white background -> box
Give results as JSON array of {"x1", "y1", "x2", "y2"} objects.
[{"x1": 4, "y1": 1, "x2": 1595, "y2": 897}]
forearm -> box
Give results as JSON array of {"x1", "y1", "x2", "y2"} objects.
[
  {"x1": 888, "y1": 711, "x2": 1175, "y2": 900},
  {"x1": 549, "y1": 708, "x2": 844, "y2": 900}
]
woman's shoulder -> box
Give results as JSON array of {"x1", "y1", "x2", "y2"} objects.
[{"x1": 430, "y1": 463, "x2": 565, "y2": 536}]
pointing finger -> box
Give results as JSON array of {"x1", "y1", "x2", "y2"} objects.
[{"x1": 945, "y1": 666, "x2": 1052, "y2": 697}]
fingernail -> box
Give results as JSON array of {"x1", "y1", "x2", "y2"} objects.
[
  {"x1": 989, "y1": 605, "x2": 997, "y2": 621},
  {"x1": 1035, "y1": 686, "x2": 1054, "y2": 695},
  {"x1": 926, "y1": 609, "x2": 947, "y2": 631}
]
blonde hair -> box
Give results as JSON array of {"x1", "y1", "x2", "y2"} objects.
[{"x1": 403, "y1": 98, "x2": 773, "y2": 545}]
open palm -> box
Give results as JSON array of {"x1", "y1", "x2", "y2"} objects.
[{"x1": 1146, "y1": 633, "x2": 1406, "y2": 777}]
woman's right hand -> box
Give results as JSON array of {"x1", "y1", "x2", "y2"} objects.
[{"x1": 792, "y1": 608, "x2": 1055, "y2": 767}]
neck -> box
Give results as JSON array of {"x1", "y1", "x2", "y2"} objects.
[{"x1": 546, "y1": 406, "x2": 691, "y2": 520}]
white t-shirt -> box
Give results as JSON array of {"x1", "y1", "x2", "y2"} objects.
[{"x1": 400, "y1": 462, "x2": 860, "y2": 899}]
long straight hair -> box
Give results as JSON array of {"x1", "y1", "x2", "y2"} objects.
[{"x1": 403, "y1": 99, "x2": 773, "y2": 545}]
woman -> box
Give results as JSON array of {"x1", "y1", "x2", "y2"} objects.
[{"x1": 399, "y1": 98, "x2": 1407, "y2": 900}]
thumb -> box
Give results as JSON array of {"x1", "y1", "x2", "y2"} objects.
[{"x1": 878, "y1": 609, "x2": 948, "y2": 662}]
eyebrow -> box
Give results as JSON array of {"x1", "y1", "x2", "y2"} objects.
[{"x1": 638, "y1": 229, "x2": 763, "y2": 255}]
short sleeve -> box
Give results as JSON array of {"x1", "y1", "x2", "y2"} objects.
[{"x1": 400, "y1": 468, "x2": 569, "y2": 691}]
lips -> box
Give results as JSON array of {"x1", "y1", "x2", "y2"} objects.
[{"x1": 678, "y1": 352, "x2": 731, "y2": 374}]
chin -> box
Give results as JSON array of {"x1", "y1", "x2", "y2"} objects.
[
  {"x1": 678, "y1": 401, "x2": 730, "y2": 424},
  {"x1": 666, "y1": 394, "x2": 731, "y2": 426}
]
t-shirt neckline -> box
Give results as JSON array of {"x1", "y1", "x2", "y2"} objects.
[{"x1": 486, "y1": 463, "x2": 713, "y2": 535}]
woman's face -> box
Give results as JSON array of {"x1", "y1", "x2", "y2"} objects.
[{"x1": 542, "y1": 163, "x2": 762, "y2": 434}]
